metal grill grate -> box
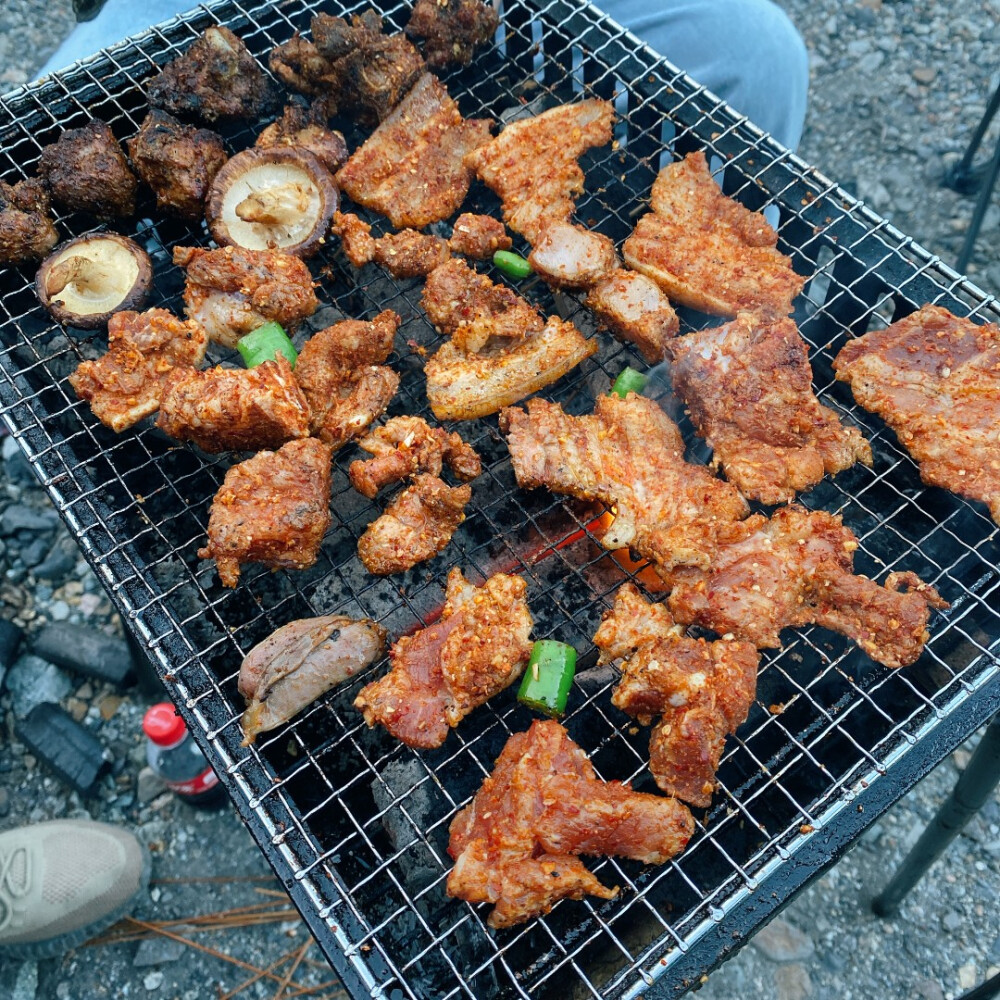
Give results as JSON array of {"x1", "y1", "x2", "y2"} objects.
[{"x1": 2, "y1": 1, "x2": 1000, "y2": 997}]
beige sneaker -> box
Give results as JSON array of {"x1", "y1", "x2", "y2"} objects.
[{"x1": 0, "y1": 818, "x2": 150, "y2": 959}]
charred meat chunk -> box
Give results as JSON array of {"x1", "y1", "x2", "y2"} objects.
[
  {"x1": 336, "y1": 73, "x2": 492, "y2": 229},
  {"x1": 156, "y1": 357, "x2": 311, "y2": 453},
  {"x1": 405, "y1": 0, "x2": 499, "y2": 70},
  {"x1": 834, "y1": 304, "x2": 1000, "y2": 525},
  {"x1": 255, "y1": 98, "x2": 348, "y2": 174},
  {"x1": 373, "y1": 229, "x2": 450, "y2": 279},
  {"x1": 354, "y1": 568, "x2": 532, "y2": 747},
  {"x1": 295, "y1": 311, "x2": 402, "y2": 450},
  {"x1": 0, "y1": 178, "x2": 57, "y2": 265},
  {"x1": 240, "y1": 614, "x2": 387, "y2": 744},
  {"x1": 38, "y1": 121, "x2": 136, "y2": 220},
  {"x1": 126, "y1": 110, "x2": 228, "y2": 219},
  {"x1": 349, "y1": 415, "x2": 481, "y2": 498},
  {"x1": 198, "y1": 437, "x2": 332, "y2": 589},
  {"x1": 174, "y1": 245, "x2": 318, "y2": 350},
  {"x1": 357, "y1": 473, "x2": 470, "y2": 575},
  {"x1": 670, "y1": 312, "x2": 872, "y2": 504},
  {"x1": 332, "y1": 211, "x2": 377, "y2": 268},
  {"x1": 270, "y1": 10, "x2": 425, "y2": 126},
  {"x1": 448, "y1": 213, "x2": 511, "y2": 259},
  {"x1": 594, "y1": 584, "x2": 758, "y2": 807},
  {"x1": 146, "y1": 25, "x2": 278, "y2": 124},
  {"x1": 69, "y1": 308, "x2": 208, "y2": 432},
  {"x1": 622, "y1": 151, "x2": 805, "y2": 317},
  {"x1": 668, "y1": 505, "x2": 948, "y2": 668},
  {"x1": 447, "y1": 719, "x2": 695, "y2": 928}
]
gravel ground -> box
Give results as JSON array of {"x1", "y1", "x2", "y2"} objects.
[{"x1": 0, "y1": 2, "x2": 998, "y2": 999}]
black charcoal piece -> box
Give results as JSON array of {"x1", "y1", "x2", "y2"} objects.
[
  {"x1": 0, "y1": 618, "x2": 23, "y2": 670},
  {"x1": 16, "y1": 703, "x2": 109, "y2": 795},
  {"x1": 32, "y1": 623, "x2": 134, "y2": 686}
]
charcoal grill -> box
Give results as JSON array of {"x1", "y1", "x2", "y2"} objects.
[{"x1": 1, "y1": 0, "x2": 999, "y2": 996}]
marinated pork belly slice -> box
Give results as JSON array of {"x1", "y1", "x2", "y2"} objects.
[
  {"x1": 527, "y1": 219, "x2": 617, "y2": 289},
  {"x1": 669, "y1": 313, "x2": 872, "y2": 504},
  {"x1": 833, "y1": 304, "x2": 1000, "y2": 524},
  {"x1": 622, "y1": 151, "x2": 805, "y2": 317},
  {"x1": 448, "y1": 213, "x2": 511, "y2": 259},
  {"x1": 295, "y1": 311, "x2": 401, "y2": 450},
  {"x1": 421, "y1": 259, "x2": 596, "y2": 419},
  {"x1": 426, "y1": 316, "x2": 596, "y2": 421},
  {"x1": 465, "y1": 99, "x2": 613, "y2": 243},
  {"x1": 239, "y1": 613, "x2": 387, "y2": 744},
  {"x1": 69, "y1": 308, "x2": 208, "y2": 432},
  {"x1": 336, "y1": 73, "x2": 492, "y2": 229},
  {"x1": 198, "y1": 437, "x2": 332, "y2": 589},
  {"x1": 500, "y1": 393, "x2": 751, "y2": 578},
  {"x1": 155, "y1": 357, "x2": 310, "y2": 453},
  {"x1": 593, "y1": 584, "x2": 758, "y2": 807},
  {"x1": 465, "y1": 99, "x2": 617, "y2": 288},
  {"x1": 357, "y1": 473, "x2": 470, "y2": 575},
  {"x1": 354, "y1": 567, "x2": 531, "y2": 746},
  {"x1": 349, "y1": 415, "x2": 481, "y2": 499},
  {"x1": 585, "y1": 268, "x2": 680, "y2": 362},
  {"x1": 446, "y1": 719, "x2": 695, "y2": 928},
  {"x1": 668, "y1": 504, "x2": 948, "y2": 668},
  {"x1": 174, "y1": 245, "x2": 318, "y2": 350}
]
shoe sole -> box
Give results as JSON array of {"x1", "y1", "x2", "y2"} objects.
[{"x1": 0, "y1": 835, "x2": 152, "y2": 961}]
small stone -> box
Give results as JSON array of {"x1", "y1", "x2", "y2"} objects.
[
  {"x1": 78, "y1": 593, "x2": 102, "y2": 617},
  {"x1": 914, "y1": 979, "x2": 944, "y2": 1000},
  {"x1": 98, "y1": 694, "x2": 123, "y2": 721},
  {"x1": 0, "y1": 786, "x2": 10, "y2": 818},
  {"x1": 858, "y1": 51, "x2": 885, "y2": 74},
  {"x1": 958, "y1": 964, "x2": 978, "y2": 991},
  {"x1": 11, "y1": 960, "x2": 38, "y2": 1000},
  {"x1": 989, "y1": 933, "x2": 1000, "y2": 964},
  {"x1": 912, "y1": 67, "x2": 937, "y2": 84},
  {"x1": 1, "y1": 505, "x2": 59, "y2": 534},
  {"x1": 752, "y1": 918, "x2": 815, "y2": 962},
  {"x1": 953, "y1": 748, "x2": 971, "y2": 770},
  {"x1": 5, "y1": 655, "x2": 74, "y2": 718},
  {"x1": 143, "y1": 971, "x2": 164, "y2": 991},
  {"x1": 775, "y1": 962, "x2": 812, "y2": 1000},
  {"x1": 49, "y1": 601, "x2": 71, "y2": 622},
  {"x1": 942, "y1": 909, "x2": 962, "y2": 932},
  {"x1": 137, "y1": 767, "x2": 166, "y2": 804},
  {"x1": 55, "y1": 983, "x2": 71, "y2": 1000},
  {"x1": 64, "y1": 698, "x2": 88, "y2": 722},
  {"x1": 133, "y1": 936, "x2": 186, "y2": 967}
]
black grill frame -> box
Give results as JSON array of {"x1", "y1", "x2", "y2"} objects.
[{"x1": 1, "y1": 1, "x2": 999, "y2": 997}]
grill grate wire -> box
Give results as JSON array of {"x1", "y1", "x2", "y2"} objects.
[{"x1": 1, "y1": 0, "x2": 999, "y2": 997}]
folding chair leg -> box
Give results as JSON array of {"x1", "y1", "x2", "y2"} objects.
[{"x1": 872, "y1": 713, "x2": 1000, "y2": 918}]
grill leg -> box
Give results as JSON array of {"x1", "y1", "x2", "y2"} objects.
[
  {"x1": 871, "y1": 713, "x2": 1000, "y2": 918},
  {"x1": 953, "y1": 969, "x2": 1000, "y2": 1000},
  {"x1": 955, "y1": 129, "x2": 1000, "y2": 273}
]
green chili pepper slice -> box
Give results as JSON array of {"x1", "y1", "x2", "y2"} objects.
[
  {"x1": 493, "y1": 249, "x2": 533, "y2": 280},
  {"x1": 237, "y1": 321, "x2": 298, "y2": 369},
  {"x1": 610, "y1": 366, "x2": 648, "y2": 398},
  {"x1": 517, "y1": 640, "x2": 577, "y2": 717}
]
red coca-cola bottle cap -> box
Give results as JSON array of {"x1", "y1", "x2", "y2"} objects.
[{"x1": 142, "y1": 702, "x2": 187, "y2": 746}]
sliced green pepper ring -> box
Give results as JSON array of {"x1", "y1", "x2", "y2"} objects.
[
  {"x1": 237, "y1": 320, "x2": 298, "y2": 369},
  {"x1": 493, "y1": 249, "x2": 533, "y2": 280},
  {"x1": 517, "y1": 640, "x2": 577, "y2": 717},
  {"x1": 610, "y1": 366, "x2": 648, "y2": 398}
]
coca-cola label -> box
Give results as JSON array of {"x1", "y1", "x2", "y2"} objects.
[{"x1": 165, "y1": 766, "x2": 220, "y2": 797}]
